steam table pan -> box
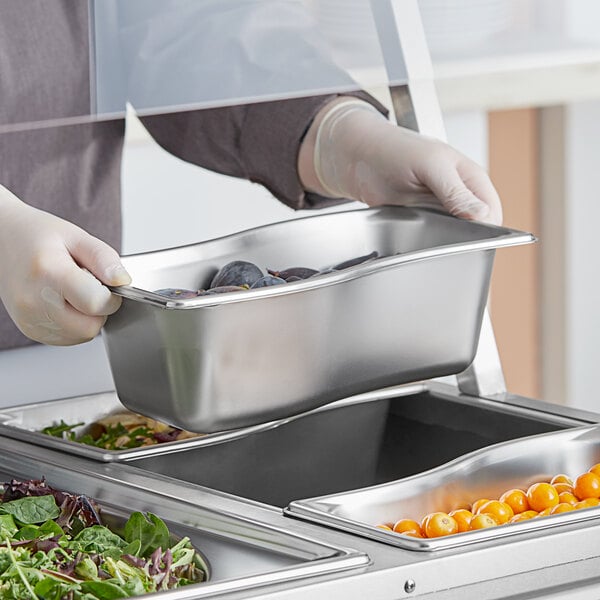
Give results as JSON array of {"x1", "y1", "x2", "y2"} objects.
[
  {"x1": 0, "y1": 391, "x2": 296, "y2": 462},
  {"x1": 286, "y1": 424, "x2": 600, "y2": 551},
  {"x1": 0, "y1": 436, "x2": 369, "y2": 599},
  {"x1": 0, "y1": 383, "x2": 423, "y2": 462},
  {"x1": 104, "y1": 206, "x2": 534, "y2": 432}
]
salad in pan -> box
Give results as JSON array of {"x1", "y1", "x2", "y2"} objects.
[
  {"x1": 41, "y1": 412, "x2": 202, "y2": 451},
  {"x1": 0, "y1": 479, "x2": 208, "y2": 599}
]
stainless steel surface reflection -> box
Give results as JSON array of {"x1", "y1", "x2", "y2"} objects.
[
  {"x1": 103, "y1": 206, "x2": 534, "y2": 432},
  {"x1": 287, "y1": 425, "x2": 600, "y2": 551}
]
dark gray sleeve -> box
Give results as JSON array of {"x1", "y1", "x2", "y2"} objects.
[{"x1": 140, "y1": 92, "x2": 387, "y2": 210}]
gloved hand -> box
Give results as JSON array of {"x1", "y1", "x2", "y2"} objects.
[
  {"x1": 299, "y1": 98, "x2": 502, "y2": 225},
  {"x1": 0, "y1": 186, "x2": 131, "y2": 345}
]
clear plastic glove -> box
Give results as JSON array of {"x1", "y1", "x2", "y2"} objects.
[
  {"x1": 300, "y1": 99, "x2": 502, "y2": 225},
  {"x1": 0, "y1": 186, "x2": 131, "y2": 345}
]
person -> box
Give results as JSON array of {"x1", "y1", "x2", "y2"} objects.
[{"x1": 0, "y1": 1, "x2": 502, "y2": 349}]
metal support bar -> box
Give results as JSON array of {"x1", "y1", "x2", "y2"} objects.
[{"x1": 371, "y1": 0, "x2": 507, "y2": 396}]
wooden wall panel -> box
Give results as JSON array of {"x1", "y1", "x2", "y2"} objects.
[{"x1": 488, "y1": 109, "x2": 540, "y2": 399}]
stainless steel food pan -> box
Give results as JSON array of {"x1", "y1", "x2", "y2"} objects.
[
  {"x1": 130, "y1": 382, "x2": 572, "y2": 508},
  {"x1": 0, "y1": 384, "x2": 423, "y2": 462},
  {"x1": 104, "y1": 206, "x2": 534, "y2": 432},
  {"x1": 286, "y1": 424, "x2": 600, "y2": 551},
  {"x1": 0, "y1": 391, "x2": 293, "y2": 461},
  {"x1": 0, "y1": 436, "x2": 369, "y2": 598}
]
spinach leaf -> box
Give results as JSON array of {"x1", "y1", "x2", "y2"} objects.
[
  {"x1": 80, "y1": 580, "x2": 129, "y2": 599},
  {"x1": 124, "y1": 512, "x2": 170, "y2": 557},
  {"x1": 38, "y1": 519, "x2": 64, "y2": 538},
  {"x1": 121, "y1": 539, "x2": 141, "y2": 557},
  {"x1": 14, "y1": 523, "x2": 39, "y2": 540},
  {"x1": 0, "y1": 514, "x2": 18, "y2": 537},
  {"x1": 0, "y1": 495, "x2": 60, "y2": 524},
  {"x1": 34, "y1": 577, "x2": 77, "y2": 599},
  {"x1": 15, "y1": 517, "x2": 63, "y2": 541},
  {"x1": 73, "y1": 525, "x2": 127, "y2": 555}
]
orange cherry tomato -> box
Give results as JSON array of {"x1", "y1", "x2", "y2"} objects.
[
  {"x1": 477, "y1": 500, "x2": 514, "y2": 524},
  {"x1": 509, "y1": 510, "x2": 538, "y2": 523},
  {"x1": 449, "y1": 509, "x2": 473, "y2": 533},
  {"x1": 536, "y1": 507, "x2": 553, "y2": 517},
  {"x1": 424, "y1": 512, "x2": 458, "y2": 538},
  {"x1": 420, "y1": 513, "x2": 433, "y2": 533},
  {"x1": 550, "y1": 502, "x2": 575, "y2": 515},
  {"x1": 550, "y1": 474, "x2": 573, "y2": 486},
  {"x1": 573, "y1": 472, "x2": 600, "y2": 500},
  {"x1": 558, "y1": 491, "x2": 579, "y2": 505},
  {"x1": 403, "y1": 529, "x2": 424, "y2": 538},
  {"x1": 471, "y1": 498, "x2": 490, "y2": 514},
  {"x1": 588, "y1": 464, "x2": 600, "y2": 477},
  {"x1": 376, "y1": 524, "x2": 393, "y2": 531},
  {"x1": 469, "y1": 514, "x2": 498, "y2": 530},
  {"x1": 526, "y1": 482, "x2": 559, "y2": 512},
  {"x1": 499, "y1": 489, "x2": 529, "y2": 515},
  {"x1": 552, "y1": 483, "x2": 574, "y2": 495},
  {"x1": 574, "y1": 497, "x2": 600, "y2": 510},
  {"x1": 393, "y1": 519, "x2": 422, "y2": 535}
]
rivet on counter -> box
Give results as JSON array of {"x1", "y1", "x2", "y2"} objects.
[{"x1": 404, "y1": 579, "x2": 416, "y2": 594}]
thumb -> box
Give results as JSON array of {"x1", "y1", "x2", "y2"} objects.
[{"x1": 68, "y1": 232, "x2": 131, "y2": 287}]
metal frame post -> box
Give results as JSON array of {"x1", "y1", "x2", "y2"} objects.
[{"x1": 370, "y1": 0, "x2": 507, "y2": 396}]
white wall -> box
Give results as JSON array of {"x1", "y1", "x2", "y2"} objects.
[
  {"x1": 565, "y1": 101, "x2": 600, "y2": 410},
  {"x1": 444, "y1": 111, "x2": 488, "y2": 168}
]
